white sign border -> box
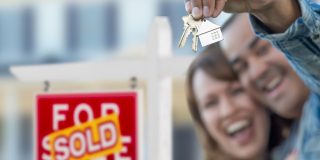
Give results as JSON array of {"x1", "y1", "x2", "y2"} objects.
[{"x1": 33, "y1": 89, "x2": 144, "y2": 160}]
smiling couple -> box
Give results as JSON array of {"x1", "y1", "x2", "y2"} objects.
[{"x1": 185, "y1": 0, "x2": 320, "y2": 159}]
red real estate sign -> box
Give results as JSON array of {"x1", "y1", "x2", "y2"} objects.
[{"x1": 35, "y1": 91, "x2": 143, "y2": 160}]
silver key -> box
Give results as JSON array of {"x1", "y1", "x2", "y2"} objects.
[
  {"x1": 178, "y1": 15, "x2": 203, "y2": 52},
  {"x1": 192, "y1": 30, "x2": 199, "y2": 52},
  {"x1": 178, "y1": 16, "x2": 192, "y2": 48},
  {"x1": 186, "y1": 15, "x2": 202, "y2": 52}
]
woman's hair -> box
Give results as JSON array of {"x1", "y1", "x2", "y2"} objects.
[{"x1": 186, "y1": 43, "x2": 291, "y2": 160}]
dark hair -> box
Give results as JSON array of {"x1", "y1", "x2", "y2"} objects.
[
  {"x1": 186, "y1": 43, "x2": 237, "y2": 159},
  {"x1": 186, "y1": 43, "x2": 291, "y2": 160},
  {"x1": 186, "y1": 43, "x2": 237, "y2": 127}
]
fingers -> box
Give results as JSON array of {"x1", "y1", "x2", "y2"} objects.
[
  {"x1": 203, "y1": 0, "x2": 226, "y2": 18},
  {"x1": 202, "y1": 0, "x2": 210, "y2": 17},
  {"x1": 213, "y1": 0, "x2": 227, "y2": 17},
  {"x1": 209, "y1": 0, "x2": 215, "y2": 17},
  {"x1": 185, "y1": 0, "x2": 192, "y2": 14},
  {"x1": 191, "y1": 0, "x2": 203, "y2": 19},
  {"x1": 185, "y1": 0, "x2": 227, "y2": 19}
]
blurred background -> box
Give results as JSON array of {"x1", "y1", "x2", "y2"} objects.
[{"x1": 0, "y1": 0, "x2": 231, "y2": 159}]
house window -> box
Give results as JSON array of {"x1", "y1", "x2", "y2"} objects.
[
  {"x1": 66, "y1": 2, "x2": 118, "y2": 55},
  {"x1": 22, "y1": 6, "x2": 34, "y2": 54},
  {"x1": 0, "y1": 8, "x2": 25, "y2": 56}
]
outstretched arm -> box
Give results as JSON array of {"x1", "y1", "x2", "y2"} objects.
[{"x1": 184, "y1": 0, "x2": 301, "y2": 33}]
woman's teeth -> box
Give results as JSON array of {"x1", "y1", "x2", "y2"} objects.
[{"x1": 227, "y1": 120, "x2": 250, "y2": 136}]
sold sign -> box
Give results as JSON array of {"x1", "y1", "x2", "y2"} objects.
[
  {"x1": 35, "y1": 91, "x2": 142, "y2": 160},
  {"x1": 49, "y1": 114, "x2": 122, "y2": 160}
]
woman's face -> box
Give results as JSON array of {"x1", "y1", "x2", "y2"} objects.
[{"x1": 192, "y1": 69, "x2": 270, "y2": 159}]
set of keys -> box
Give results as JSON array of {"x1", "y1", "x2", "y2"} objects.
[{"x1": 178, "y1": 15, "x2": 223, "y2": 52}]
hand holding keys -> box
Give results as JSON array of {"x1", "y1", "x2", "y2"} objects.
[
  {"x1": 178, "y1": 15, "x2": 223, "y2": 52},
  {"x1": 185, "y1": 0, "x2": 248, "y2": 19}
]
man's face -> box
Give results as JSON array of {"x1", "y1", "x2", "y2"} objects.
[{"x1": 221, "y1": 14, "x2": 309, "y2": 119}]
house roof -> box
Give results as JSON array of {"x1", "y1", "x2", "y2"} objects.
[{"x1": 197, "y1": 20, "x2": 221, "y2": 35}]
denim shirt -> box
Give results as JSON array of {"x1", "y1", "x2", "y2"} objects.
[
  {"x1": 271, "y1": 121, "x2": 299, "y2": 160},
  {"x1": 249, "y1": 0, "x2": 320, "y2": 159},
  {"x1": 298, "y1": 93, "x2": 320, "y2": 159}
]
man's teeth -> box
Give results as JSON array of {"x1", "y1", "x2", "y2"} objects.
[
  {"x1": 227, "y1": 120, "x2": 250, "y2": 135},
  {"x1": 264, "y1": 76, "x2": 282, "y2": 92}
]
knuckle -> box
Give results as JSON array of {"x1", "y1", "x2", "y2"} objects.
[{"x1": 191, "y1": 0, "x2": 202, "y2": 6}]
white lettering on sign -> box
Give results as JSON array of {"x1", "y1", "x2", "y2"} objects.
[
  {"x1": 74, "y1": 103, "x2": 94, "y2": 125},
  {"x1": 52, "y1": 103, "x2": 119, "y2": 130},
  {"x1": 54, "y1": 136, "x2": 69, "y2": 159},
  {"x1": 104, "y1": 135, "x2": 133, "y2": 160},
  {"x1": 86, "y1": 128, "x2": 101, "y2": 152},
  {"x1": 102, "y1": 103, "x2": 120, "y2": 116},
  {"x1": 43, "y1": 103, "x2": 121, "y2": 160},
  {"x1": 115, "y1": 136, "x2": 132, "y2": 160},
  {"x1": 51, "y1": 118, "x2": 120, "y2": 159},
  {"x1": 69, "y1": 131, "x2": 86, "y2": 158},
  {"x1": 53, "y1": 104, "x2": 68, "y2": 131},
  {"x1": 100, "y1": 123, "x2": 117, "y2": 148},
  {"x1": 41, "y1": 136, "x2": 51, "y2": 160}
]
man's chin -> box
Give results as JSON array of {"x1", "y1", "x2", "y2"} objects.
[{"x1": 272, "y1": 103, "x2": 300, "y2": 119}]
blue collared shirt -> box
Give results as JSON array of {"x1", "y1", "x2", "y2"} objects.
[
  {"x1": 249, "y1": 0, "x2": 320, "y2": 159},
  {"x1": 271, "y1": 121, "x2": 299, "y2": 160}
]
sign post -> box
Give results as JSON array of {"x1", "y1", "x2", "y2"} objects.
[
  {"x1": 35, "y1": 91, "x2": 143, "y2": 160},
  {"x1": 11, "y1": 17, "x2": 181, "y2": 160}
]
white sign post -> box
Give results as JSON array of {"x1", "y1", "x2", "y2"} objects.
[{"x1": 10, "y1": 17, "x2": 195, "y2": 160}]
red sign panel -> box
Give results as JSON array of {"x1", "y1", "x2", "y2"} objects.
[{"x1": 35, "y1": 91, "x2": 142, "y2": 160}]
